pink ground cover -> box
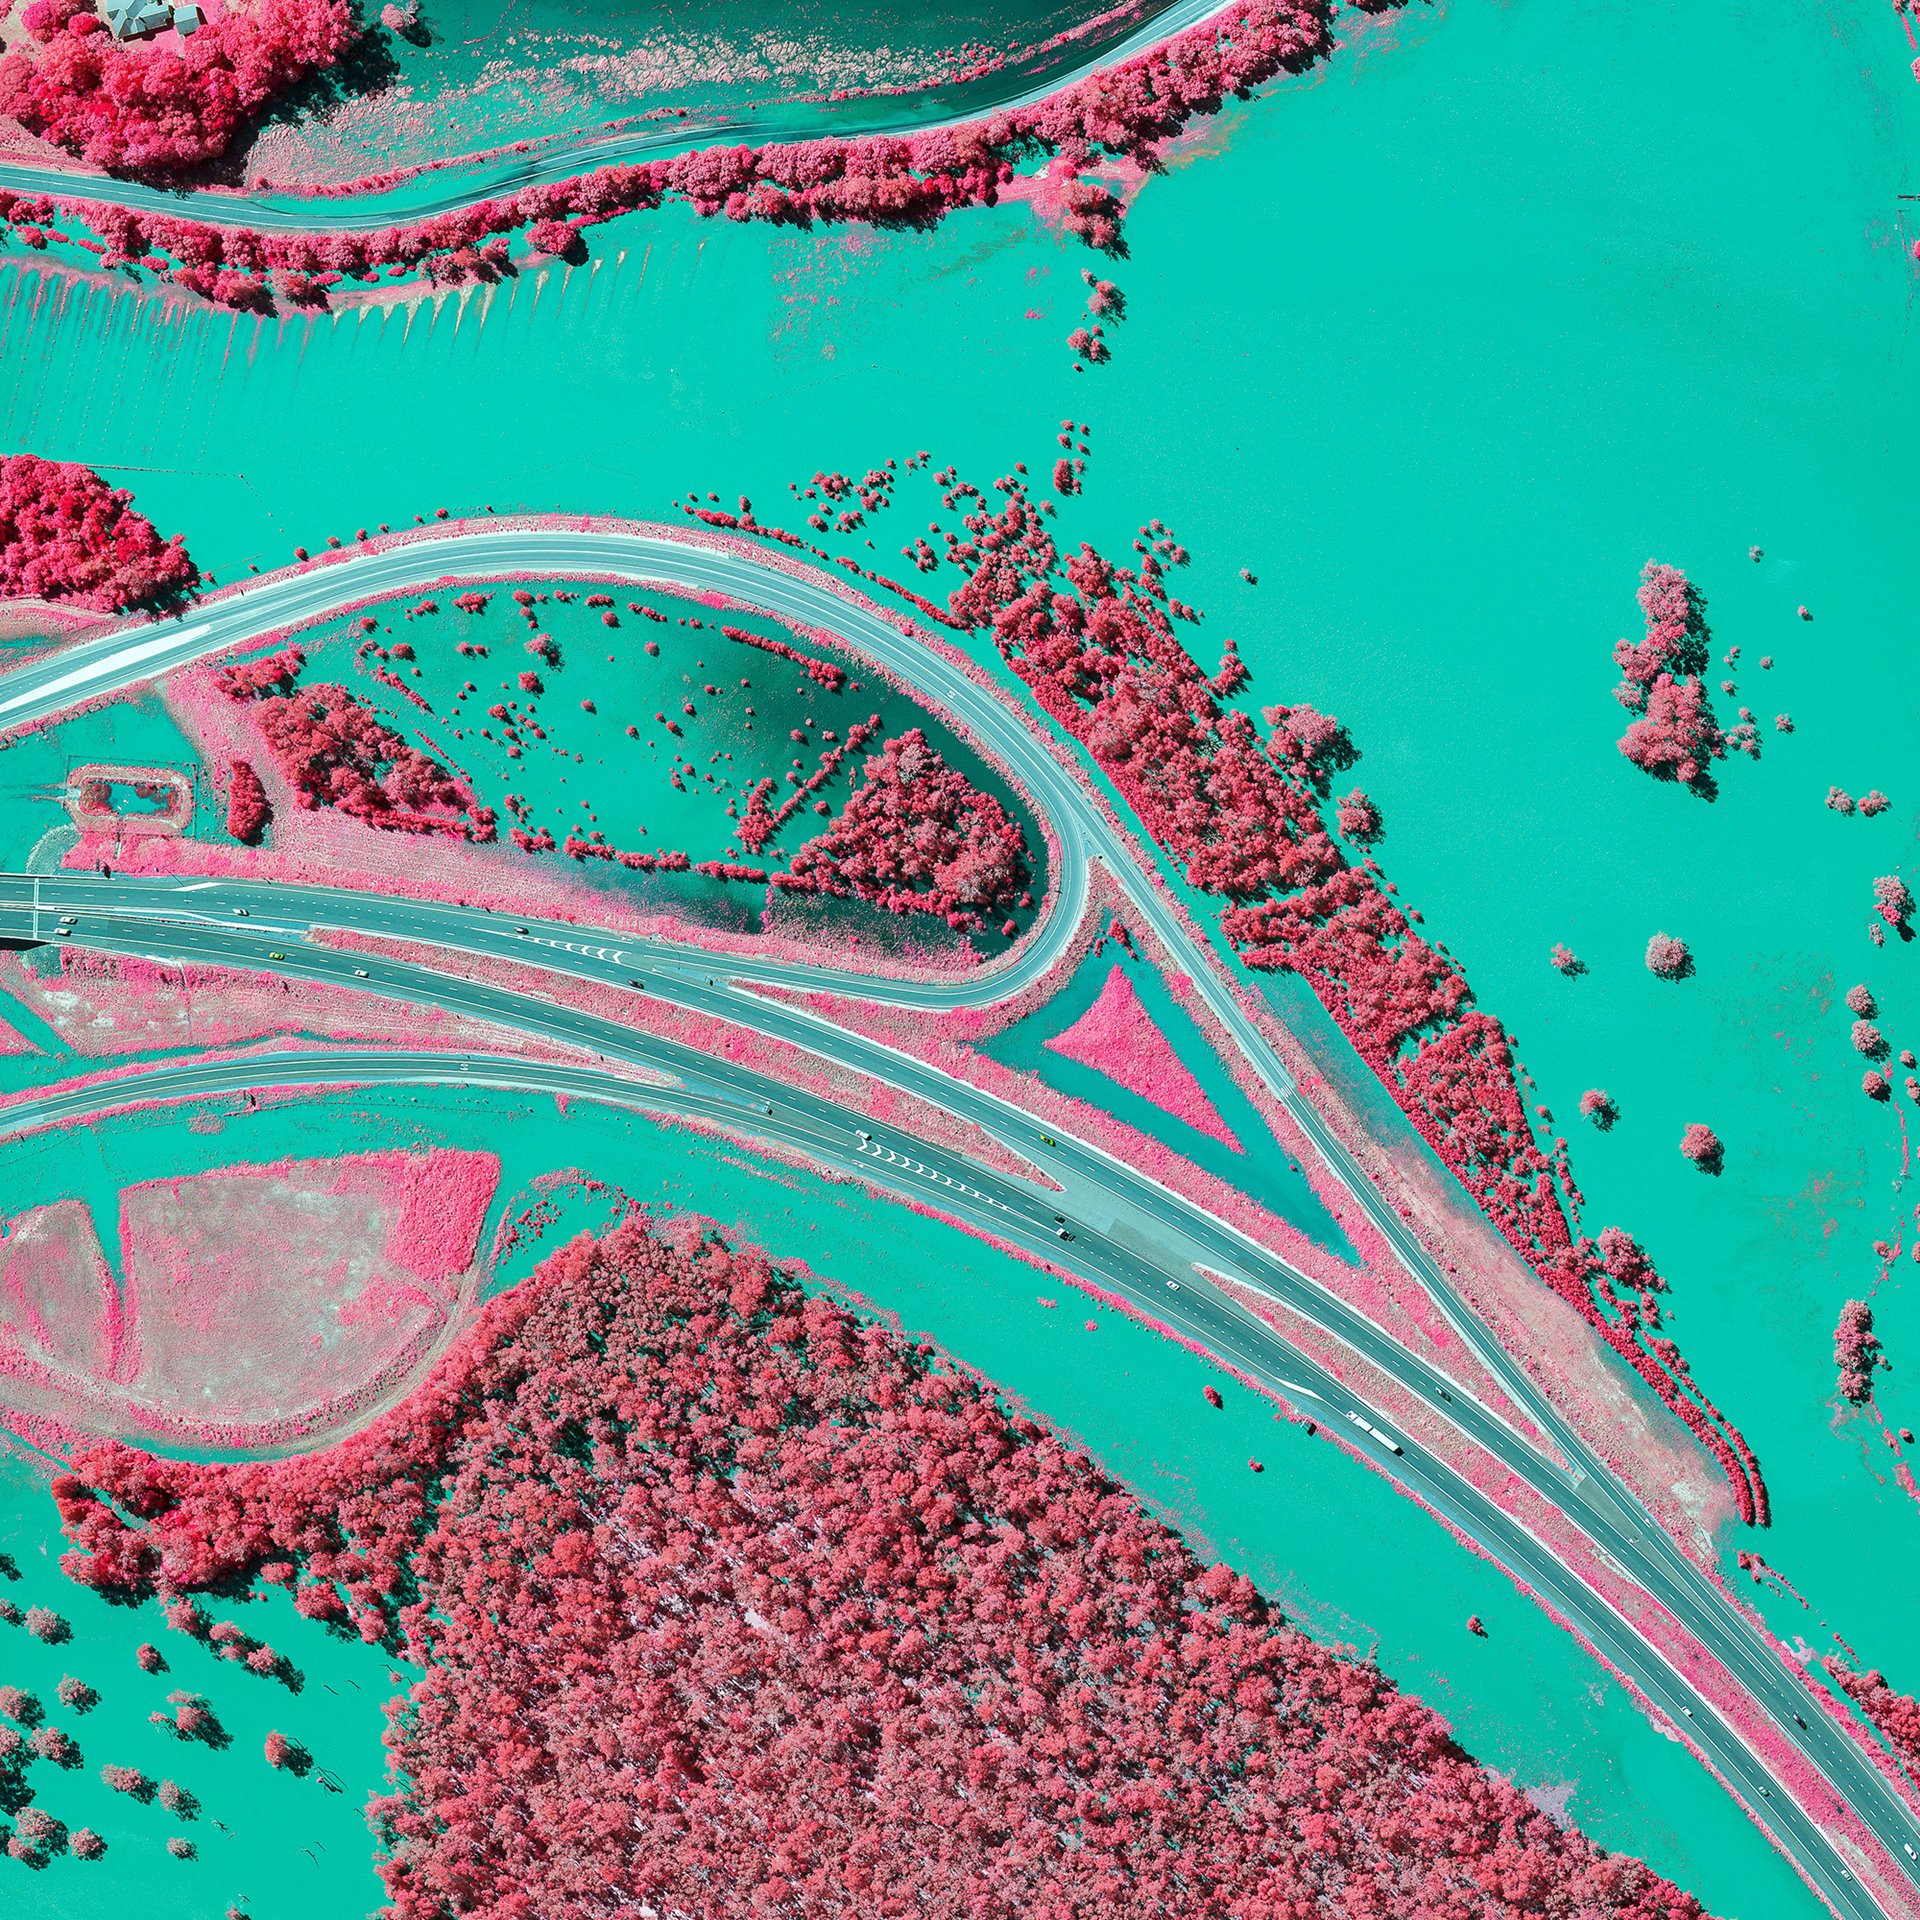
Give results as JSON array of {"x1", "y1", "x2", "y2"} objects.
[
  {"x1": 0, "y1": 946, "x2": 601, "y2": 1069},
  {"x1": 48, "y1": 1212, "x2": 1721, "y2": 1918},
  {"x1": 1045, "y1": 958, "x2": 1241, "y2": 1150},
  {"x1": 0, "y1": 1150, "x2": 497, "y2": 1452}
]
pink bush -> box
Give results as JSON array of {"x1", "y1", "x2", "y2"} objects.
[
  {"x1": 100, "y1": 1762, "x2": 146, "y2": 1794},
  {"x1": 1845, "y1": 983, "x2": 1878, "y2": 1017},
  {"x1": 1549, "y1": 943, "x2": 1583, "y2": 976},
  {"x1": 1859, "y1": 790, "x2": 1891, "y2": 817},
  {"x1": 1833, "y1": 1299, "x2": 1882, "y2": 1404},
  {"x1": 0, "y1": 0, "x2": 1328, "y2": 303},
  {"x1": 1679, "y1": 1123, "x2": 1723, "y2": 1173},
  {"x1": 219, "y1": 651, "x2": 493, "y2": 843},
  {"x1": 47, "y1": 1218, "x2": 1710, "y2": 1919},
  {"x1": 1873, "y1": 874, "x2": 1913, "y2": 932},
  {"x1": 1334, "y1": 787, "x2": 1381, "y2": 844},
  {"x1": 69, "y1": 1826, "x2": 104, "y2": 1859},
  {"x1": 24, "y1": 1602, "x2": 67, "y2": 1642},
  {"x1": 1617, "y1": 675, "x2": 1722, "y2": 786},
  {"x1": 1644, "y1": 933, "x2": 1692, "y2": 980},
  {"x1": 225, "y1": 758, "x2": 271, "y2": 844},
  {"x1": 1578, "y1": 1089, "x2": 1617, "y2": 1129},
  {"x1": 1828, "y1": 1658, "x2": 1920, "y2": 1775},
  {"x1": 1826, "y1": 785, "x2": 1855, "y2": 815},
  {"x1": 0, "y1": 453, "x2": 197, "y2": 610}
]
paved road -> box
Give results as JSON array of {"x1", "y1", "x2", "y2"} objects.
[
  {"x1": 6, "y1": 879, "x2": 1918, "y2": 1915},
  {"x1": 2, "y1": 528, "x2": 1917, "y2": 1910},
  {"x1": 0, "y1": 0, "x2": 1233, "y2": 235}
]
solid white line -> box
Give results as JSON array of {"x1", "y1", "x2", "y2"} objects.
[
  {"x1": 0, "y1": 624, "x2": 210, "y2": 715},
  {"x1": 173, "y1": 880, "x2": 220, "y2": 894}
]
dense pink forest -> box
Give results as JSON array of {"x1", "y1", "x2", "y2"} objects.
[
  {"x1": 0, "y1": 453, "x2": 198, "y2": 610},
  {"x1": 53, "y1": 1219, "x2": 1709, "y2": 1918},
  {"x1": 0, "y1": 0, "x2": 353, "y2": 173}
]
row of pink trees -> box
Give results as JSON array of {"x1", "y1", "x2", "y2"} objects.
[
  {"x1": 49, "y1": 1217, "x2": 1713, "y2": 1917},
  {"x1": 0, "y1": 0, "x2": 1328, "y2": 303},
  {"x1": 850, "y1": 457, "x2": 1769, "y2": 1522},
  {"x1": 0, "y1": 453, "x2": 198, "y2": 610}
]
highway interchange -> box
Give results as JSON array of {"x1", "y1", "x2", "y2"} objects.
[{"x1": 1, "y1": 532, "x2": 1917, "y2": 1916}]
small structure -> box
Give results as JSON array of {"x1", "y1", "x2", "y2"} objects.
[
  {"x1": 101, "y1": 0, "x2": 179, "y2": 36},
  {"x1": 173, "y1": 3, "x2": 201, "y2": 30}
]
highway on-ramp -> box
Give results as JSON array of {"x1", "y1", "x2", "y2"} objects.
[{"x1": 2, "y1": 526, "x2": 1917, "y2": 1912}]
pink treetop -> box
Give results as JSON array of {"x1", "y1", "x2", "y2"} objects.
[
  {"x1": 1644, "y1": 933, "x2": 1692, "y2": 979},
  {"x1": 1679, "y1": 1123, "x2": 1722, "y2": 1170}
]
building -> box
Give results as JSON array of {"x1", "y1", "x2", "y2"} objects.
[{"x1": 101, "y1": 0, "x2": 197, "y2": 37}]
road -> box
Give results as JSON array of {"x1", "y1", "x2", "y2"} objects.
[
  {"x1": 0, "y1": 0, "x2": 1236, "y2": 236},
  {"x1": 1, "y1": 528, "x2": 1917, "y2": 1912}
]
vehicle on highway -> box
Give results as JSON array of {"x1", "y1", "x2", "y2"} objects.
[
  {"x1": 1056, "y1": 1227, "x2": 1074, "y2": 1241},
  {"x1": 353, "y1": 968, "x2": 369, "y2": 977},
  {"x1": 232, "y1": 907, "x2": 248, "y2": 916},
  {"x1": 269, "y1": 950, "x2": 286, "y2": 960}
]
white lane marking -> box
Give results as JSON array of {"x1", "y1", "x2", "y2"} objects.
[
  {"x1": 854, "y1": 1137, "x2": 1011, "y2": 1213},
  {"x1": 174, "y1": 880, "x2": 220, "y2": 894},
  {"x1": 0, "y1": 624, "x2": 209, "y2": 714}
]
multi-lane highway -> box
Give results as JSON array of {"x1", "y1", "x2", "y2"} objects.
[{"x1": 1, "y1": 530, "x2": 1917, "y2": 1913}]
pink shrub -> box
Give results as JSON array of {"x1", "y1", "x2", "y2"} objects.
[
  {"x1": 69, "y1": 1826, "x2": 104, "y2": 1859},
  {"x1": 1845, "y1": 984, "x2": 1878, "y2": 1017},
  {"x1": 1578, "y1": 1089, "x2": 1616, "y2": 1130},
  {"x1": 1334, "y1": 787, "x2": 1381, "y2": 844},
  {"x1": 1617, "y1": 675, "x2": 1722, "y2": 786},
  {"x1": 225, "y1": 758, "x2": 271, "y2": 844},
  {"x1": 1873, "y1": 875, "x2": 1913, "y2": 932},
  {"x1": 1549, "y1": 943, "x2": 1583, "y2": 976},
  {"x1": 1826, "y1": 786, "x2": 1855, "y2": 815},
  {"x1": 100, "y1": 1762, "x2": 146, "y2": 1794},
  {"x1": 1859, "y1": 790, "x2": 1891, "y2": 817},
  {"x1": 1833, "y1": 1299, "x2": 1882, "y2": 1404},
  {"x1": 1679, "y1": 1124, "x2": 1723, "y2": 1173},
  {"x1": 1644, "y1": 933, "x2": 1692, "y2": 980},
  {"x1": 24, "y1": 1602, "x2": 67, "y2": 1642},
  {"x1": 1852, "y1": 1019, "x2": 1887, "y2": 1058}
]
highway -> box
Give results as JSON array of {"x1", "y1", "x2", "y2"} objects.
[
  {"x1": 1, "y1": 527, "x2": 1918, "y2": 1911},
  {"x1": 0, "y1": 0, "x2": 1239, "y2": 237}
]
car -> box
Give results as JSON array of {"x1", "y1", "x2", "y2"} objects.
[
  {"x1": 514, "y1": 925, "x2": 529, "y2": 934},
  {"x1": 231, "y1": 907, "x2": 248, "y2": 916},
  {"x1": 52, "y1": 927, "x2": 70, "y2": 938},
  {"x1": 268, "y1": 950, "x2": 286, "y2": 960},
  {"x1": 1055, "y1": 1227, "x2": 1074, "y2": 1241},
  {"x1": 352, "y1": 967, "x2": 369, "y2": 977},
  {"x1": 1039, "y1": 1134, "x2": 1057, "y2": 1147}
]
